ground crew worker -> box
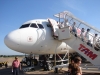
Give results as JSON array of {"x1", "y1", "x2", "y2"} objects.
[{"x1": 12, "y1": 57, "x2": 21, "y2": 75}]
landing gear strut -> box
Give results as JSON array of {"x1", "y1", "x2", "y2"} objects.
[{"x1": 22, "y1": 54, "x2": 38, "y2": 72}]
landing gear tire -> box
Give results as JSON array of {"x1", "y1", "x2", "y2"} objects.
[
  {"x1": 26, "y1": 61, "x2": 31, "y2": 66},
  {"x1": 39, "y1": 62, "x2": 43, "y2": 67}
]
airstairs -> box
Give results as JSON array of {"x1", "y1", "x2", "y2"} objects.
[{"x1": 52, "y1": 11, "x2": 100, "y2": 68}]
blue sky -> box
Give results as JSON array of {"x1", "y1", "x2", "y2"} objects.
[{"x1": 0, "y1": 0, "x2": 100, "y2": 55}]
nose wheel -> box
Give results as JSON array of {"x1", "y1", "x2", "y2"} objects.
[{"x1": 26, "y1": 60, "x2": 31, "y2": 66}]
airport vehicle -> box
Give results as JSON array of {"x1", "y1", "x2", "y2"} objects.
[
  {"x1": 0, "y1": 61, "x2": 8, "y2": 68},
  {"x1": 4, "y1": 11, "x2": 100, "y2": 70}
]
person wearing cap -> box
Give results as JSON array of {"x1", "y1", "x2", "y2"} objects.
[
  {"x1": 84, "y1": 28, "x2": 93, "y2": 46},
  {"x1": 12, "y1": 57, "x2": 21, "y2": 75},
  {"x1": 84, "y1": 28, "x2": 90, "y2": 42}
]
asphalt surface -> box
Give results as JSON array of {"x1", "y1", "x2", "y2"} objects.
[
  {"x1": 0, "y1": 57, "x2": 100, "y2": 75},
  {"x1": 0, "y1": 65, "x2": 100, "y2": 75}
]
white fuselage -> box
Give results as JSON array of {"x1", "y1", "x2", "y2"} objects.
[{"x1": 4, "y1": 19, "x2": 74, "y2": 54}]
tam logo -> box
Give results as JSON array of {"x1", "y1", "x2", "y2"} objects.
[{"x1": 79, "y1": 44, "x2": 98, "y2": 60}]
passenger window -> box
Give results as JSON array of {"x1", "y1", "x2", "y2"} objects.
[
  {"x1": 30, "y1": 23, "x2": 38, "y2": 28},
  {"x1": 37, "y1": 24, "x2": 44, "y2": 29},
  {"x1": 19, "y1": 24, "x2": 30, "y2": 29}
]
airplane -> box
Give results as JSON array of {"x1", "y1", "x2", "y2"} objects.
[
  {"x1": 4, "y1": 19, "x2": 74, "y2": 54},
  {"x1": 4, "y1": 11, "x2": 100, "y2": 69}
]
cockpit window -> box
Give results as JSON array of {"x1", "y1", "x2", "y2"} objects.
[
  {"x1": 30, "y1": 23, "x2": 38, "y2": 28},
  {"x1": 19, "y1": 24, "x2": 30, "y2": 29},
  {"x1": 47, "y1": 24, "x2": 51, "y2": 27},
  {"x1": 37, "y1": 24, "x2": 44, "y2": 29}
]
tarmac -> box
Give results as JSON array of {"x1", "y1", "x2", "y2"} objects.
[
  {"x1": 0, "y1": 66, "x2": 100, "y2": 75},
  {"x1": 0, "y1": 57, "x2": 100, "y2": 75}
]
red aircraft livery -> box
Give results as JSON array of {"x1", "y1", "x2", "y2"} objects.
[{"x1": 79, "y1": 44, "x2": 98, "y2": 60}]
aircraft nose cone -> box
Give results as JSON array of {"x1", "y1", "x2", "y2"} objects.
[{"x1": 4, "y1": 30, "x2": 20, "y2": 50}]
